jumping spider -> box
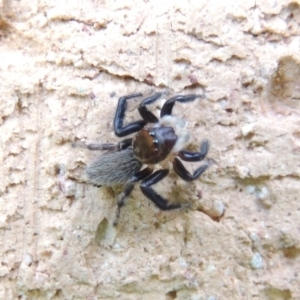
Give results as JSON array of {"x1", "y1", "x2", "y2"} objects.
[{"x1": 76, "y1": 92, "x2": 209, "y2": 225}]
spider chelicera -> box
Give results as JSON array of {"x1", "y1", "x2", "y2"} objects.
[{"x1": 77, "y1": 92, "x2": 209, "y2": 224}]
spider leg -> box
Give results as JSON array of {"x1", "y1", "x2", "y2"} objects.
[
  {"x1": 173, "y1": 157, "x2": 208, "y2": 182},
  {"x1": 114, "y1": 167, "x2": 153, "y2": 226},
  {"x1": 140, "y1": 169, "x2": 182, "y2": 210},
  {"x1": 114, "y1": 183, "x2": 134, "y2": 226},
  {"x1": 72, "y1": 138, "x2": 133, "y2": 151},
  {"x1": 114, "y1": 93, "x2": 146, "y2": 137},
  {"x1": 138, "y1": 92, "x2": 161, "y2": 123},
  {"x1": 178, "y1": 139, "x2": 209, "y2": 162},
  {"x1": 174, "y1": 139, "x2": 209, "y2": 181},
  {"x1": 160, "y1": 94, "x2": 202, "y2": 117}
]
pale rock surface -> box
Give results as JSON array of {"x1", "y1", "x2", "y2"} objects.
[{"x1": 0, "y1": 0, "x2": 300, "y2": 299}]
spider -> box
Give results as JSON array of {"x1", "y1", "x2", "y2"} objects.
[{"x1": 77, "y1": 92, "x2": 209, "y2": 225}]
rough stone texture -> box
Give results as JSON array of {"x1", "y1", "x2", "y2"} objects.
[{"x1": 1, "y1": 0, "x2": 300, "y2": 299}]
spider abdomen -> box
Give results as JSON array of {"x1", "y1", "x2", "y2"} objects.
[{"x1": 86, "y1": 148, "x2": 142, "y2": 186}]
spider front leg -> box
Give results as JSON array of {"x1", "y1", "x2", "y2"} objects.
[
  {"x1": 138, "y1": 93, "x2": 161, "y2": 123},
  {"x1": 114, "y1": 92, "x2": 162, "y2": 137},
  {"x1": 173, "y1": 139, "x2": 210, "y2": 181},
  {"x1": 140, "y1": 169, "x2": 182, "y2": 210},
  {"x1": 114, "y1": 93, "x2": 145, "y2": 137},
  {"x1": 178, "y1": 139, "x2": 209, "y2": 162},
  {"x1": 160, "y1": 94, "x2": 203, "y2": 117}
]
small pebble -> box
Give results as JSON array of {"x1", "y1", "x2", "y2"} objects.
[
  {"x1": 178, "y1": 257, "x2": 188, "y2": 268},
  {"x1": 59, "y1": 178, "x2": 77, "y2": 197},
  {"x1": 249, "y1": 232, "x2": 259, "y2": 242},
  {"x1": 241, "y1": 123, "x2": 255, "y2": 136},
  {"x1": 256, "y1": 186, "x2": 269, "y2": 200},
  {"x1": 208, "y1": 200, "x2": 225, "y2": 217},
  {"x1": 250, "y1": 252, "x2": 263, "y2": 269},
  {"x1": 45, "y1": 51, "x2": 56, "y2": 63},
  {"x1": 246, "y1": 185, "x2": 256, "y2": 195},
  {"x1": 23, "y1": 253, "x2": 33, "y2": 266}
]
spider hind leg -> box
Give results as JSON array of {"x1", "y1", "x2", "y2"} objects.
[{"x1": 114, "y1": 167, "x2": 153, "y2": 226}]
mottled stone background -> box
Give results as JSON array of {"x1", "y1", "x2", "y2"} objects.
[{"x1": 0, "y1": 0, "x2": 300, "y2": 299}]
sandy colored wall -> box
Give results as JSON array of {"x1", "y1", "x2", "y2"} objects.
[{"x1": 1, "y1": 0, "x2": 300, "y2": 299}]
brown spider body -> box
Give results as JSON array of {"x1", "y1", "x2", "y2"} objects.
[{"x1": 133, "y1": 126, "x2": 177, "y2": 164}]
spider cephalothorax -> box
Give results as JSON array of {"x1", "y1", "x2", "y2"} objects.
[
  {"x1": 79, "y1": 92, "x2": 209, "y2": 225},
  {"x1": 133, "y1": 125, "x2": 177, "y2": 164}
]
